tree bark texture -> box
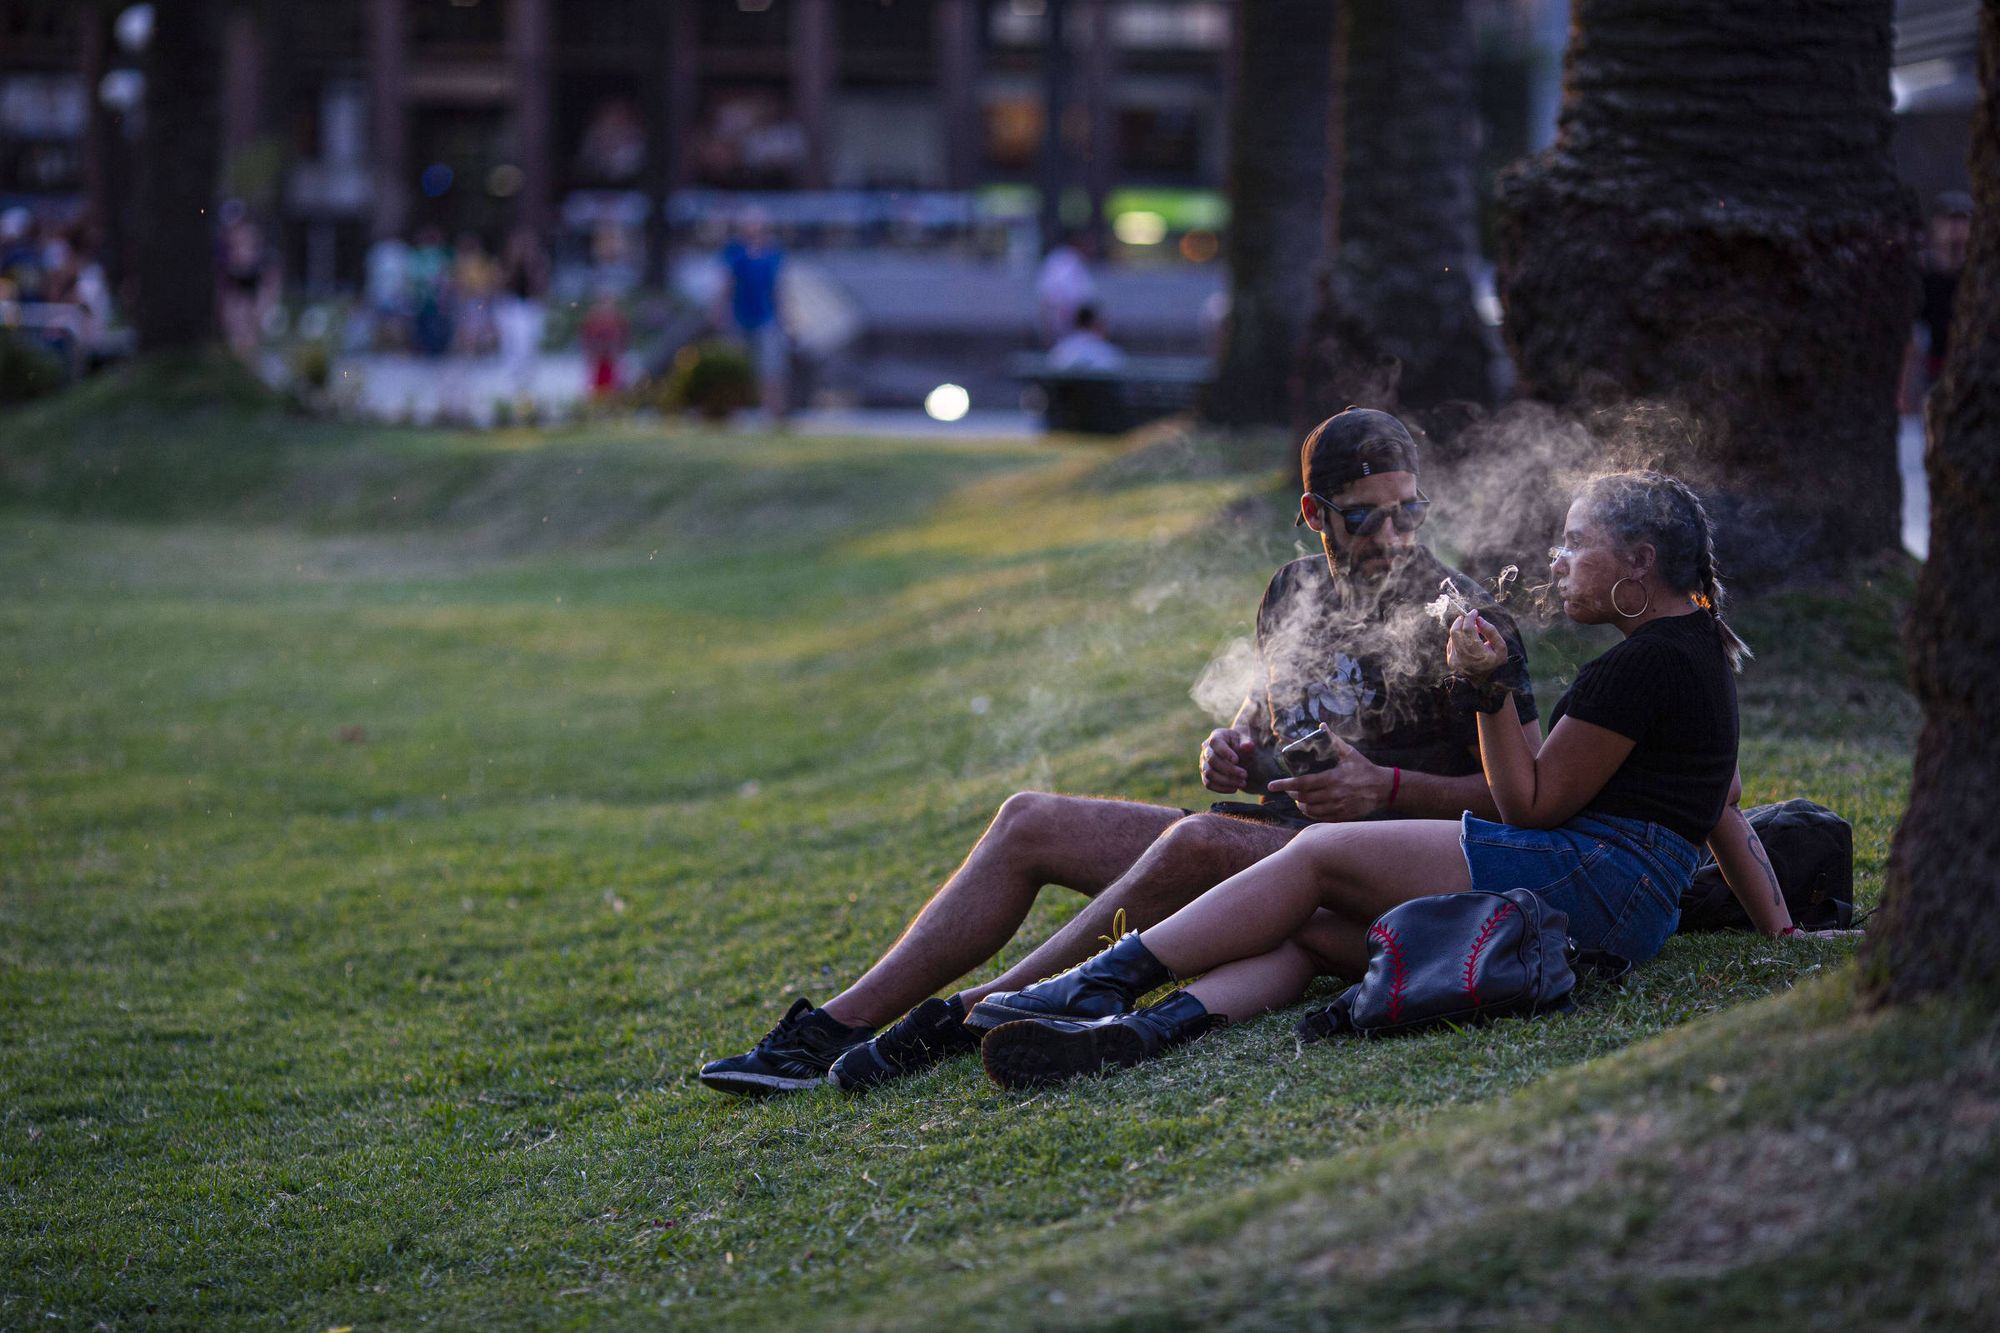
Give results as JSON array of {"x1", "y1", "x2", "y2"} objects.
[
  {"x1": 1204, "y1": 0, "x2": 1335, "y2": 428},
  {"x1": 1495, "y1": 0, "x2": 1914, "y2": 582},
  {"x1": 1864, "y1": 0, "x2": 2000, "y2": 1005},
  {"x1": 136, "y1": 0, "x2": 224, "y2": 353},
  {"x1": 1296, "y1": 0, "x2": 1493, "y2": 431}
]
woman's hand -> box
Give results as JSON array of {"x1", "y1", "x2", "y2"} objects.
[{"x1": 1446, "y1": 611, "x2": 1508, "y2": 680}]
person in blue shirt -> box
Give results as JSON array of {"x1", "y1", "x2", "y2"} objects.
[{"x1": 716, "y1": 210, "x2": 789, "y2": 421}]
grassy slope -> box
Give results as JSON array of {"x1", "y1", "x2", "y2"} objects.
[
  {"x1": 869, "y1": 978, "x2": 2000, "y2": 1331},
  {"x1": 0, "y1": 379, "x2": 1938, "y2": 1329}
]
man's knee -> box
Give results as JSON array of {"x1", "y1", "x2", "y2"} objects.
[
  {"x1": 1159, "y1": 812, "x2": 1284, "y2": 862},
  {"x1": 985, "y1": 790, "x2": 1090, "y2": 866},
  {"x1": 1123, "y1": 812, "x2": 1278, "y2": 893},
  {"x1": 991, "y1": 790, "x2": 1065, "y2": 841}
]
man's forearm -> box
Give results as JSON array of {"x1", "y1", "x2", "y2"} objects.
[{"x1": 1388, "y1": 768, "x2": 1501, "y2": 821}]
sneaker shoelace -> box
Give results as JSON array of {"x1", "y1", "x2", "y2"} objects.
[
  {"x1": 753, "y1": 1008, "x2": 809, "y2": 1054},
  {"x1": 877, "y1": 1016, "x2": 939, "y2": 1063}
]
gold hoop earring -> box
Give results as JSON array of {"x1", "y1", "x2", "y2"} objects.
[{"x1": 1611, "y1": 577, "x2": 1650, "y2": 619}]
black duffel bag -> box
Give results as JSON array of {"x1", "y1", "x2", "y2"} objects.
[
  {"x1": 1676, "y1": 799, "x2": 1854, "y2": 933},
  {"x1": 1296, "y1": 887, "x2": 1609, "y2": 1041}
]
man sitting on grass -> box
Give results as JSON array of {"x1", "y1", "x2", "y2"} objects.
[{"x1": 698, "y1": 408, "x2": 1543, "y2": 1095}]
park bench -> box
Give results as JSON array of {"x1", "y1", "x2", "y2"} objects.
[{"x1": 1009, "y1": 352, "x2": 1213, "y2": 435}]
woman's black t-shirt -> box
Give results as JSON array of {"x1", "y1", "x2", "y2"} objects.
[{"x1": 1548, "y1": 612, "x2": 1738, "y2": 846}]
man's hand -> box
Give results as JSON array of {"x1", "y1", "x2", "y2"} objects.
[
  {"x1": 1267, "y1": 733, "x2": 1392, "y2": 821},
  {"x1": 1200, "y1": 727, "x2": 1255, "y2": 793}
]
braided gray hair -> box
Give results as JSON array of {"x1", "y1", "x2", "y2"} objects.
[{"x1": 1579, "y1": 470, "x2": 1752, "y2": 672}]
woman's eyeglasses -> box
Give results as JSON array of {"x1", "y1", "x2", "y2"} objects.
[{"x1": 1305, "y1": 490, "x2": 1431, "y2": 537}]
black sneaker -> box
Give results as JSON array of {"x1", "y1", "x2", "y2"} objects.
[
  {"x1": 828, "y1": 996, "x2": 979, "y2": 1092},
  {"x1": 698, "y1": 998, "x2": 871, "y2": 1096}
]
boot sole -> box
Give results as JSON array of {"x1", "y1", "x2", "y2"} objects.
[{"x1": 980, "y1": 1020, "x2": 1147, "y2": 1089}]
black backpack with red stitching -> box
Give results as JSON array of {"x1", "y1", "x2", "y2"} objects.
[{"x1": 1295, "y1": 888, "x2": 1589, "y2": 1042}]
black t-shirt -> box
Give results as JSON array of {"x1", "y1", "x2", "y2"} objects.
[
  {"x1": 1548, "y1": 612, "x2": 1738, "y2": 846},
  {"x1": 1246, "y1": 550, "x2": 1537, "y2": 806}
]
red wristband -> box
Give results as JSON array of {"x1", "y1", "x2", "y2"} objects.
[{"x1": 1387, "y1": 766, "x2": 1402, "y2": 809}]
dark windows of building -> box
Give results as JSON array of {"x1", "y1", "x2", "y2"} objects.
[
  {"x1": 410, "y1": 104, "x2": 512, "y2": 235},
  {"x1": 409, "y1": 0, "x2": 507, "y2": 57},
  {"x1": 1118, "y1": 104, "x2": 1200, "y2": 180},
  {"x1": 0, "y1": 0, "x2": 72, "y2": 58},
  {"x1": 842, "y1": 0, "x2": 935, "y2": 61},
  {"x1": 277, "y1": 2, "x2": 365, "y2": 63},
  {"x1": 701, "y1": 1, "x2": 792, "y2": 52},
  {"x1": 556, "y1": 0, "x2": 652, "y2": 55}
]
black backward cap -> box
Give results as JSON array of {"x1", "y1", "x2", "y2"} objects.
[{"x1": 1301, "y1": 409, "x2": 1420, "y2": 497}]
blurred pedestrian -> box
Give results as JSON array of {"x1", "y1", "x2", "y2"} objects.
[
  {"x1": 1035, "y1": 229, "x2": 1096, "y2": 344},
  {"x1": 451, "y1": 232, "x2": 501, "y2": 357},
  {"x1": 217, "y1": 201, "x2": 276, "y2": 362},
  {"x1": 364, "y1": 235, "x2": 413, "y2": 350},
  {"x1": 0, "y1": 207, "x2": 43, "y2": 301},
  {"x1": 1048, "y1": 303, "x2": 1126, "y2": 371},
  {"x1": 409, "y1": 226, "x2": 454, "y2": 358},
  {"x1": 716, "y1": 209, "x2": 789, "y2": 421},
  {"x1": 580, "y1": 290, "x2": 629, "y2": 399},
  {"x1": 1903, "y1": 191, "x2": 1972, "y2": 411},
  {"x1": 497, "y1": 225, "x2": 550, "y2": 398}
]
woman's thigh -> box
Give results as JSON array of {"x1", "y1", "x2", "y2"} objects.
[{"x1": 1293, "y1": 819, "x2": 1474, "y2": 921}]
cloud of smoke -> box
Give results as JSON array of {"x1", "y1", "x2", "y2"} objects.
[{"x1": 1182, "y1": 397, "x2": 1742, "y2": 732}]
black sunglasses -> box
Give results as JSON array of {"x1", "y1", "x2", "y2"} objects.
[{"x1": 1301, "y1": 489, "x2": 1431, "y2": 537}]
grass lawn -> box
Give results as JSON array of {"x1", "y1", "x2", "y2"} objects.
[{"x1": 3, "y1": 365, "x2": 1972, "y2": 1329}]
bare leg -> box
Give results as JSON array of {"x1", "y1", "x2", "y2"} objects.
[
  {"x1": 1182, "y1": 908, "x2": 1368, "y2": 1022},
  {"x1": 954, "y1": 814, "x2": 1299, "y2": 1010},
  {"x1": 1141, "y1": 819, "x2": 1473, "y2": 978},
  {"x1": 821, "y1": 794, "x2": 1181, "y2": 1028}
]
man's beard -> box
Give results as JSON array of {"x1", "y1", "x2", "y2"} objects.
[{"x1": 1332, "y1": 544, "x2": 1416, "y2": 590}]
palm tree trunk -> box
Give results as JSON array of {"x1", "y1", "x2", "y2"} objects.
[
  {"x1": 1204, "y1": 0, "x2": 1336, "y2": 428},
  {"x1": 135, "y1": 0, "x2": 224, "y2": 353},
  {"x1": 1296, "y1": 0, "x2": 1493, "y2": 430},
  {"x1": 1863, "y1": 0, "x2": 2000, "y2": 1004},
  {"x1": 1496, "y1": 0, "x2": 1914, "y2": 582}
]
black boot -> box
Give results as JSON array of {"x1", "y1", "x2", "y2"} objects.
[
  {"x1": 980, "y1": 990, "x2": 1222, "y2": 1089},
  {"x1": 965, "y1": 932, "x2": 1173, "y2": 1031}
]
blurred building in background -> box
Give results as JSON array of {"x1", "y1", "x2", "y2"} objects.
[
  {"x1": 1, "y1": 0, "x2": 1975, "y2": 415},
  {"x1": 1, "y1": 0, "x2": 1255, "y2": 293}
]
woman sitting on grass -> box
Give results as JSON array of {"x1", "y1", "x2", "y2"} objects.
[{"x1": 976, "y1": 469, "x2": 1803, "y2": 1088}]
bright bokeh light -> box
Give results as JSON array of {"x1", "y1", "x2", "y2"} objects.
[
  {"x1": 1179, "y1": 228, "x2": 1220, "y2": 263},
  {"x1": 1113, "y1": 210, "x2": 1168, "y2": 246},
  {"x1": 925, "y1": 383, "x2": 971, "y2": 422}
]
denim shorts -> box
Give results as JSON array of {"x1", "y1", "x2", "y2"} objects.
[{"x1": 1458, "y1": 812, "x2": 1701, "y2": 964}]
